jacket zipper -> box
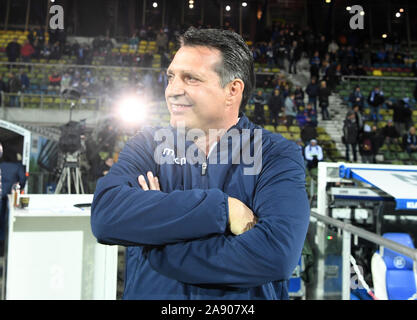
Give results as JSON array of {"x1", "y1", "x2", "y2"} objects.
[{"x1": 201, "y1": 162, "x2": 207, "y2": 176}]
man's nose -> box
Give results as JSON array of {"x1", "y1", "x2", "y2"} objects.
[{"x1": 166, "y1": 77, "x2": 185, "y2": 97}]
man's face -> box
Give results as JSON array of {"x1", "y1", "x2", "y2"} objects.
[
  {"x1": 411, "y1": 127, "x2": 416, "y2": 135},
  {"x1": 165, "y1": 46, "x2": 231, "y2": 132}
]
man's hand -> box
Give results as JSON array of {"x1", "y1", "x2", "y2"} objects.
[
  {"x1": 137, "y1": 174, "x2": 257, "y2": 235},
  {"x1": 138, "y1": 171, "x2": 160, "y2": 191},
  {"x1": 228, "y1": 197, "x2": 258, "y2": 235}
]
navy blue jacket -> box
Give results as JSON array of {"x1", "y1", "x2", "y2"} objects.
[
  {"x1": 91, "y1": 114, "x2": 310, "y2": 300},
  {"x1": 0, "y1": 161, "x2": 26, "y2": 241}
]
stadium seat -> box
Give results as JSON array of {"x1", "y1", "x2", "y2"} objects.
[
  {"x1": 276, "y1": 125, "x2": 288, "y2": 133},
  {"x1": 371, "y1": 233, "x2": 417, "y2": 300}
]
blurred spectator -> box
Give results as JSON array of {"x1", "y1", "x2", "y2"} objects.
[
  {"x1": 60, "y1": 71, "x2": 72, "y2": 94},
  {"x1": 301, "y1": 123, "x2": 317, "y2": 145},
  {"x1": 94, "y1": 156, "x2": 114, "y2": 180},
  {"x1": 295, "y1": 138, "x2": 304, "y2": 159},
  {"x1": 326, "y1": 63, "x2": 342, "y2": 92},
  {"x1": 19, "y1": 70, "x2": 30, "y2": 92},
  {"x1": 0, "y1": 147, "x2": 26, "y2": 251},
  {"x1": 156, "y1": 29, "x2": 168, "y2": 54},
  {"x1": 310, "y1": 51, "x2": 320, "y2": 80},
  {"x1": 288, "y1": 40, "x2": 301, "y2": 74},
  {"x1": 20, "y1": 41, "x2": 35, "y2": 63},
  {"x1": 0, "y1": 75, "x2": 7, "y2": 106},
  {"x1": 252, "y1": 90, "x2": 266, "y2": 125},
  {"x1": 359, "y1": 124, "x2": 375, "y2": 163},
  {"x1": 266, "y1": 42, "x2": 275, "y2": 69},
  {"x1": 343, "y1": 110, "x2": 359, "y2": 162},
  {"x1": 403, "y1": 126, "x2": 417, "y2": 154},
  {"x1": 284, "y1": 92, "x2": 297, "y2": 127},
  {"x1": 353, "y1": 104, "x2": 364, "y2": 135},
  {"x1": 48, "y1": 70, "x2": 62, "y2": 91},
  {"x1": 276, "y1": 40, "x2": 287, "y2": 69},
  {"x1": 294, "y1": 85, "x2": 305, "y2": 110},
  {"x1": 303, "y1": 103, "x2": 317, "y2": 127},
  {"x1": 32, "y1": 38, "x2": 42, "y2": 59},
  {"x1": 40, "y1": 42, "x2": 52, "y2": 60},
  {"x1": 355, "y1": 64, "x2": 367, "y2": 76},
  {"x1": 381, "y1": 119, "x2": 400, "y2": 151},
  {"x1": 6, "y1": 38, "x2": 21, "y2": 64},
  {"x1": 129, "y1": 31, "x2": 139, "y2": 51},
  {"x1": 318, "y1": 80, "x2": 331, "y2": 120},
  {"x1": 8, "y1": 72, "x2": 22, "y2": 107},
  {"x1": 304, "y1": 139, "x2": 323, "y2": 171},
  {"x1": 76, "y1": 44, "x2": 88, "y2": 65},
  {"x1": 387, "y1": 98, "x2": 412, "y2": 136},
  {"x1": 362, "y1": 43, "x2": 372, "y2": 66},
  {"x1": 371, "y1": 125, "x2": 384, "y2": 162},
  {"x1": 267, "y1": 88, "x2": 284, "y2": 127},
  {"x1": 367, "y1": 86, "x2": 385, "y2": 123},
  {"x1": 50, "y1": 42, "x2": 62, "y2": 60},
  {"x1": 305, "y1": 77, "x2": 319, "y2": 112},
  {"x1": 328, "y1": 39, "x2": 339, "y2": 62},
  {"x1": 349, "y1": 86, "x2": 365, "y2": 111}
]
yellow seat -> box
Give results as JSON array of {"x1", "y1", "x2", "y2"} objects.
[
  {"x1": 289, "y1": 126, "x2": 301, "y2": 133},
  {"x1": 277, "y1": 125, "x2": 288, "y2": 133},
  {"x1": 264, "y1": 125, "x2": 275, "y2": 132}
]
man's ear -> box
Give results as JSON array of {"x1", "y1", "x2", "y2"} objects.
[{"x1": 226, "y1": 79, "x2": 244, "y2": 107}]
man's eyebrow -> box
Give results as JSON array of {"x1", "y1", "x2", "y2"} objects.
[{"x1": 166, "y1": 69, "x2": 203, "y2": 78}]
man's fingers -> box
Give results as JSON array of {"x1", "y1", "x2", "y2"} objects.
[
  {"x1": 138, "y1": 172, "x2": 160, "y2": 191},
  {"x1": 154, "y1": 175, "x2": 160, "y2": 190},
  {"x1": 147, "y1": 171, "x2": 159, "y2": 190},
  {"x1": 138, "y1": 175, "x2": 149, "y2": 191}
]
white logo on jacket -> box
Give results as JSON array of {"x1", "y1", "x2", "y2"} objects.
[{"x1": 162, "y1": 148, "x2": 186, "y2": 166}]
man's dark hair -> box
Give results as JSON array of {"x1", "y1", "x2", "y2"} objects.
[{"x1": 178, "y1": 27, "x2": 255, "y2": 111}]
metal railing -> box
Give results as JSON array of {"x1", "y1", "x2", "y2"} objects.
[
  {"x1": 341, "y1": 75, "x2": 417, "y2": 97},
  {"x1": 311, "y1": 209, "x2": 417, "y2": 261},
  {"x1": 310, "y1": 208, "x2": 417, "y2": 300},
  {"x1": 0, "y1": 92, "x2": 104, "y2": 110}
]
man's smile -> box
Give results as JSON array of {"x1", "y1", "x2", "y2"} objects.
[{"x1": 171, "y1": 104, "x2": 193, "y2": 114}]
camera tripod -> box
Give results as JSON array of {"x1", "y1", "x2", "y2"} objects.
[{"x1": 55, "y1": 152, "x2": 85, "y2": 194}]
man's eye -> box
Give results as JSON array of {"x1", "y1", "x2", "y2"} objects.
[{"x1": 185, "y1": 76, "x2": 198, "y2": 82}]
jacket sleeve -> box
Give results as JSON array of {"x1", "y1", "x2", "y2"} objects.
[
  {"x1": 18, "y1": 164, "x2": 26, "y2": 190},
  {"x1": 90, "y1": 129, "x2": 229, "y2": 246},
  {"x1": 146, "y1": 141, "x2": 310, "y2": 288}
]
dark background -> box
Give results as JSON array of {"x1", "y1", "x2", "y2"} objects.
[{"x1": 0, "y1": 0, "x2": 416, "y2": 45}]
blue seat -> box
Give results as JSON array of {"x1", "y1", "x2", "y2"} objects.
[
  {"x1": 289, "y1": 257, "x2": 303, "y2": 297},
  {"x1": 371, "y1": 233, "x2": 417, "y2": 300}
]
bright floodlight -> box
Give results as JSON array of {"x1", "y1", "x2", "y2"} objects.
[
  {"x1": 242, "y1": 2, "x2": 248, "y2": 7},
  {"x1": 382, "y1": 34, "x2": 387, "y2": 39},
  {"x1": 360, "y1": 11, "x2": 365, "y2": 15},
  {"x1": 325, "y1": 0, "x2": 331, "y2": 3},
  {"x1": 399, "y1": 8, "x2": 404, "y2": 13},
  {"x1": 226, "y1": 5, "x2": 231, "y2": 11},
  {"x1": 189, "y1": 4, "x2": 194, "y2": 9},
  {"x1": 395, "y1": 12, "x2": 401, "y2": 18},
  {"x1": 346, "y1": 6, "x2": 351, "y2": 11},
  {"x1": 153, "y1": 2, "x2": 158, "y2": 8},
  {"x1": 118, "y1": 97, "x2": 147, "y2": 124}
]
